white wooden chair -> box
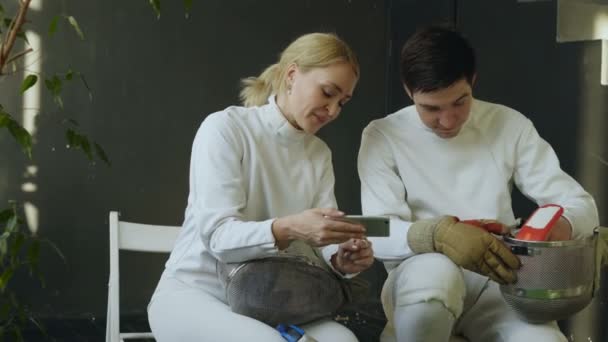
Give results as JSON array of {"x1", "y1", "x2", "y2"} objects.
[{"x1": 105, "y1": 211, "x2": 180, "y2": 342}]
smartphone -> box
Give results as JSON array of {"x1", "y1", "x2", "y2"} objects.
[{"x1": 342, "y1": 215, "x2": 390, "y2": 237}]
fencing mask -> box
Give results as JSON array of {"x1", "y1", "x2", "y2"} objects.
[{"x1": 216, "y1": 240, "x2": 352, "y2": 326}]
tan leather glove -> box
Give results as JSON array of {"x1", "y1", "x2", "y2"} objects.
[{"x1": 407, "y1": 216, "x2": 521, "y2": 284}]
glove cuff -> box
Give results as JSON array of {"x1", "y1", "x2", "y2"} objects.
[{"x1": 407, "y1": 216, "x2": 443, "y2": 253}]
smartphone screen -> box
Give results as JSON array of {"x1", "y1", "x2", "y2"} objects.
[{"x1": 343, "y1": 215, "x2": 390, "y2": 237}]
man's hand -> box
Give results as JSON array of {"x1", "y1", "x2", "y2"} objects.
[
  {"x1": 407, "y1": 216, "x2": 521, "y2": 284},
  {"x1": 331, "y1": 238, "x2": 374, "y2": 274}
]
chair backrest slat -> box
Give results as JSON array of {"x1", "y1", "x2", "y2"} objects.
[
  {"x1": 106, "y1": 211, "x2": 180, "y2": 342},
  {"x1": 118, "y1": 221, "x2": 179, "y2": 252}
]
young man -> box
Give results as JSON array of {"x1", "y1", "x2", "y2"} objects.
[{"x1": 358, "y1": 25, "x2": 599, "y2": 342}]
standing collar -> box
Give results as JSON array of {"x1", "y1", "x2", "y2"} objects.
[{"x1": 263, "y1": 95, "x2": 309, "y2": 143}]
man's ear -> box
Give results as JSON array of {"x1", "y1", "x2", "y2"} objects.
[
  {"x1": 403, "y1": 84, "x2": 413, "y2": 100},
  {"x1": 471, "y1": 73, "x2": 477, "y2": 87}
]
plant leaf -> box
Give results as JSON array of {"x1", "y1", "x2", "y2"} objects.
[
  {"x1": 0, "y1": 209, "x2": 12, "y2": 225},
  {"x1": 11, "y1": 233, "x2": 25, "y2": 259},
  {"x1": 62, "y1": 118, "x2": 79, "y2": 127},
  {"x1": 20, "y1": 75, "x2": 38, "y2": 93},
  {"x1": 94, "y1": 142, "x2": 111, "y2": 166},
  {"x1": 184, "y1": 0, "x2": 192, "y2": 18},
  {"x1": 66, "y1": 16, "x2": 84, "y2": 40},
  {"x1": 65, "y1": 128, "x2": 76, "y2": 148},
  {"x1": 5, "y1": 215, "x2": 17, "y2": 234},
  {"x1": 0, "y1": 112, "x2": 10, "y2": 127},
  {"x1": 27, "y1": 239, "x2": 40, "y2": 271},
  {"x1": 7, "y1": 121, "x2": 32, "y2": 159},
  {"x1": 0, "y1": 239, "x2": 7, "y2": 260},
  {"x1": 16, "y1": 31, "x2": 29, "y2": 45},
  {"x1": 80, "y1": 136, "x2": 93, "y2": 160},
  {"x1": 65, "y1": 69, "x2": 73, "y2": 80},
  {"x1": 149, "y1": 0, "x2": 161, "y2": 19},
  {"x1": 45, "y1": 76, "x2": 64, "y2": 109},
  {"x1": 0, "y1": 268, "x2": 14, "y2": 293},
  {"x1": 49, "y1": 15, "x2": 59, "y2": 36}
]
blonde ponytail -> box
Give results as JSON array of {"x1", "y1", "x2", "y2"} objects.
[{"x1": 239, "y1": 64, "x2": 280, "y2": 107}]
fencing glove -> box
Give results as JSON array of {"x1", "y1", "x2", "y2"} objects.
[{"x1": 407, "y1": 216, "x2": 520, "y2": 284}]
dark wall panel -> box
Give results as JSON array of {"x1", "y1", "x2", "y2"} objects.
[{"x1": 1, "y1": 0, "x2": 387, "y2": 318}]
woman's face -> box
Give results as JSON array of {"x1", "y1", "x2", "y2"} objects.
[{"x1": 282, "y1": 62, "x2": 358, "y2": 134}]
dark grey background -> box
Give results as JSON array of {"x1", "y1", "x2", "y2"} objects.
[{"x1": 1, "y1": 0, "x2": 607, "y2": 340}]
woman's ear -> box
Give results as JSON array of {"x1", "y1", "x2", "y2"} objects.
[{"x1": 285, "y1": 63, "x2": 299, "y2": 85}]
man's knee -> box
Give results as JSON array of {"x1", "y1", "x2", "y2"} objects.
[{"x1": 392, "y1": 253, "x2": 466, "y2": 317}]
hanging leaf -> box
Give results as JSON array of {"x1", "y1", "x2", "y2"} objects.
[
  {"x1": 62, "y1": 118, "x2": 79, "y2": 127},
  {"x1": 0, "y1": 112, "x2": 10, "y2": 127},
  {"x1": 65, "y1": 128, "x2": 76, "y2": 148},
  {"x1": 0, "y1": 268, "x2": 14, "y2": 293},
  {"x1": 66, "y1": 16, "x2": 84, "y2": 40},
  {"x1": 48, "y1": 15, "x2": 59, "y2": 36},
  {"x1": 27, "y1": 240, "x2": 40, "y2": 270},
  {"x1": 65, "y1": 129, "x2": 97, "y2": 161},
  {"x1": 184, "y1": 0, "x2": 192, "y2": 18},
  {"x1": 0, "y1": 239, "x2": 7, "y2": 260},
  {"x1": 0, "y1": 209, "x2": 12, "y2": 224},
  {"x1": 94, "y1": 142, "x2": 111, "y2": 166},
  {"x1": 149, "y1": 0, "x2": 161, "y2": 19},
  {"x1": 7, "y1": 121, "x2": 32, "y2": 159},
  {"x1": 20, "y1": 75, "x2": 38, "y2": 93},
  {"x1": 16, "y1": 31, "x2": 29, "y2": 45},
  {"x1": 65, "y1": 69, "x2": 73, "y2": 81},
  {"x1": 3, "y1": 18, "x2": 12, "y2": 29},
  {"x1": 45, "y1": 75, "x2": 64, "y2": 109},
  {"x1": 80, "y1": 136, "x2": 93, "y2": 160},
  {"x1": 4, "y1": 215, "x2": 17, "y2": 234}
]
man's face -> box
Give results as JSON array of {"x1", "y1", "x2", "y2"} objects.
[{"x1": 408, "y1": 78, "x2": 474, "y2": 139}]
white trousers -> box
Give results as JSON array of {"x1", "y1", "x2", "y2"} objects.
[
  {"x1": 147, "y1": 275, "x2": 358, "y2": 342},
  {"x1": 380, "y1": 253, "x2": 567, "y2": 342}
]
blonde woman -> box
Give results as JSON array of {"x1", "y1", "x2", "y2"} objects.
[{"x1": 148, "y1": 33, "x2": 374, "y2": 341}]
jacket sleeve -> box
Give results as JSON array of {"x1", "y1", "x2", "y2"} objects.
[
  {"x1": 513, "y1": 118, "x2": 599, "y2": 239},
  {"x1": 191, "y1": 113, "x2": 278, "y2": 263},
  {"x1": 358, "y1": 123, "x2": 415, "y2": 261}
]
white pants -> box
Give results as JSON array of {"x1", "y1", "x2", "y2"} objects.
[
  {"x1": 380, "y1": 253, "x2": 567, "y2": 342},
  {"x1": 148, "y1": 275, "x2": 358, "y2": 342}
]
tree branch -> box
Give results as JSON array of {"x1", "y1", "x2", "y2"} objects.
[
  {"x1": 5, "y1": 48, "x2": 33, "y2": 65},
  {"x1": 0, "y1": 0, "x2": 32, "y2": 75}
]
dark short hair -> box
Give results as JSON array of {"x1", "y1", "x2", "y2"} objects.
[{"x1": 400, "y1": 25, "x2": 476, "y2": 94}]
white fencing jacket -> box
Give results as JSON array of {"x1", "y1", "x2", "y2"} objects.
[
  {"x1": 358, "y1": 99, "x2": 599, "y2": 270},
  {"x1": 163, "y1": 96, "x2": 341, "y2": 300}
]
